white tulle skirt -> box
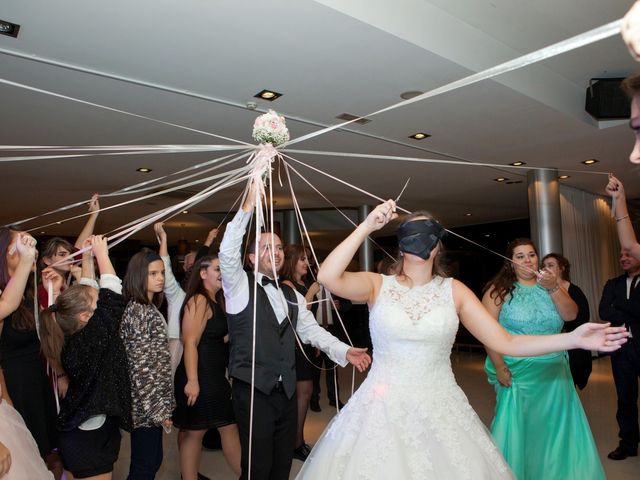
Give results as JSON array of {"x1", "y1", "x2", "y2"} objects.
[{"x1": 0, "y1": 399, "x2": 53, "y2": 480}]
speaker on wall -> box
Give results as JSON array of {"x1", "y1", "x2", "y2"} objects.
[{"x1": 585, "y1": 78, "x2": 630, "y2": 120}]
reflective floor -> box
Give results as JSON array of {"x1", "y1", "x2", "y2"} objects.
[{"x1": 113, "y1": 353, "x2": 639, "y2": 479}]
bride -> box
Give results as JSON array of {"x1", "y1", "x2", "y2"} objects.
[{"x1": 296, "y1": 200, "x2": 628, "y2": 480}]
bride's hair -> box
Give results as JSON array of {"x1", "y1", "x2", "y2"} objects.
[{"x1": 391, "y1": 211, "x2": 448, "y2": 286}]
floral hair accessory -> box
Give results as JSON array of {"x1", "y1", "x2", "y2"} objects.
[{"x1": 252, "y1": 110, "x2": 290, "y2": 147}]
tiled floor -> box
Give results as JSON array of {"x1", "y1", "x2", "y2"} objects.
[{"x1": 114, "y1": 353, "x2": 639, "y2": 479}]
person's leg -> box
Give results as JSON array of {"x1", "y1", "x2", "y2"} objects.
[
  {"x1": 128, "y1": 426, "x2": 164, "y2": 479},
  {"x1": 218, "y1": 423, "x2": 241, "y2": 476},
  {"x1": 269, "y1": 391, "x2": 297, "y2": 480},
  {"x1": 178, "y1": 429, "x2": 207, "y2": 480},
  {"x1": 232, "y1": 380, "x2": 275, "y2": 480},
  {"x1": 310, "y1": 362, "x2": 321, "y2": 412},
  {"x1": 611, "y1": 348, "x2": 640, "y2": 454},
  {"x1": 295, "y1": 380, "x2": 313, "y2": 449}
]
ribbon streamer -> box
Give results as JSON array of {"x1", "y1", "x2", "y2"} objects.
[{"x1": 284, "y1": 19, "x2": 622, "y2": 147}]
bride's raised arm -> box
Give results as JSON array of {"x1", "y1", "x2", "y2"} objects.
[
  {"x1": 318, "y1": 200, "x2": 397, "y2": 304},
  {"x1": 453, "y1": 280, "x2": 629, "y2": 356}
]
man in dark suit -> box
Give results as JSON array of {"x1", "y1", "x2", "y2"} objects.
[
  {"x1": 599, "y1": 249, "x2": 640, "y2": 460},
  {"x1": 219, "y1": 184, "x2": 372, "y2": 480}
]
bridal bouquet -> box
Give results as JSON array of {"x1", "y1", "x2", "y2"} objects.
[{"x1": 252, "y1": 110, "x2": 290, "y2": 147}]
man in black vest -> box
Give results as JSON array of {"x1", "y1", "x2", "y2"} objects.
[
  {"x1": 219, "y1": 187, "x2": 372, "y2": 480},
  {"x1": 599, "y1": 249, "x2": 640, "y2": 460}
]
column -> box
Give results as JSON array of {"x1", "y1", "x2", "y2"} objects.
[
  {"x1": 358, "y1": 205, "x2": 374, "y2": 271},
  {"x1": 527, "y1": 169, "x2": 563, "y2": 257}
]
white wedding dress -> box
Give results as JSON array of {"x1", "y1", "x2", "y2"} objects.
[{"x1": 297, "y1": 275, "x2": 513, "y2": 480}]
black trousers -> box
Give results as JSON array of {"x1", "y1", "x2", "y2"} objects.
[
  {"x1": 611, "y1": 338, "x2": 640, "y2": 452},
  {"x1": 128, "y1": 426, "x2": 164, "y2": 480},
  {"x1": 233, "y1": 379, "x2": 297, "y2": 480}
]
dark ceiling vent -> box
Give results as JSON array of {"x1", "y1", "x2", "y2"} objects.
[{"x1": 335, "y1": 113, "x2": 371, "y2": 125}]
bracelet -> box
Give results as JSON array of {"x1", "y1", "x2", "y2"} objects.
[
  {"x1": 616, "y1": 215, "x2": 630, "y2": 222},
  {"x1": 546, "y1": 285, "x2": 560, "y2": 295}
]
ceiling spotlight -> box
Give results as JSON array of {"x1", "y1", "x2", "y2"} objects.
[
  {"x1": 181, "y1": 210, "x2": 189, "y2": 214},
  {"x1": 582, "y1": 159, "x2": 599, "y2": 165},
  {"x1": 464, "y1": 213, "x2": 473, "y2": 217},
  {"x1": 136, "y1": 167, "x2": 152, "y2": 173},
  {"x1": 0, "y1": 20, "x2": 20, "y2": 38},
  {"x1": 509, "y1": 161, "x2": 526, "y2": 166},
  {"x1": 409, "y1": 132, "x2": 430, "y2": 140},
  {"x1": 494, "y1": 177, "x2": 508, "y2": 182},
  {"x1": 40, "y1": 231, "x2": 45, "y2": 234},
  {"x1": 255, "y1": 89, "x2": 282, "y2": 101},
  {"x1": 55, "y1": 221, "x2": 63, "y2": 225},
  {"x1": 505, "y1": 180, "x2": 523, "y2": 185},
  {"x1": 558, "y1": 175, "x2": 570, "y2": 180}
]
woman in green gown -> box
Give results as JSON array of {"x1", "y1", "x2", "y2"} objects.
[{"x1": 483, "y1": 238, "x2": 605, "y2": 480}]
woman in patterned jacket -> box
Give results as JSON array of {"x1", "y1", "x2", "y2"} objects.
[{"x1": 121, "y1": 248, "x2": 175, "y2": 480}]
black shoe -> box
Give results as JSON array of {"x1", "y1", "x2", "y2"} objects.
[
  {"x1": 309, "y1": 400, "x2": 321, "y2": 412},
  {"x1": 607, "y1": 446, "x2": 638, "y2": 460},
  {"x1": 294, "y1": 443, "x2": 312, "y2": 461},
  {"x1": 329, "y1": 399, "x2": 345, "y2": 409},
  {"x1": 182, "y1": 474, "x2": 211, "y2": 480}
]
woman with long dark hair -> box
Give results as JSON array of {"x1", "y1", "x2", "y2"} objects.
[
  {"x1": 0, "y1": 227, "x2": 58, "y2": 472},
  {"x1": 541, "y1": 252, "x2": 592, "y2": 389},
  {"x1": 172, "y1": 255, "x2": 240, "y2": 479},
  {"x1": 280, "y1": 244, "x2": 320, "y2": 461},
  {"x1": 483, "y1": 239, "x2": 604, "y2": 479},
  {"x1": 0, "y1": 232, "x2": 53, "y2": 479},
  {"x1": 120, "y1": 248, "x2": 174, "y2": 479}
]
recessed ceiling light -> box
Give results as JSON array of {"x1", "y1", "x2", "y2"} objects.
[
  {"x1": 505, "y1": 180, "x2": 524, "y2": 185},
  {"x1": 494, "y1": 177, "x2": 508, "y2": 182},
  {"x1": 0, "y1": 20, "x2": 20, "y2": 38},
  {"x1": 255, "y1": 89, "x2": 282, "y2": 101},
  {"x1": 40, "y1": 231, "x2": 45, "y2": 234},
  {"x1": 484, "y1": 234, "x2": 491, "y2": 238},
  {"x1": 335, "y1": 113, "x2": 371, "y2": 125},
  {"x1": 136, "y1": 167, "x2": 152, "y2": 173},
  {"x1": 509, "y1": 161, "x2": 526, "y2": 166},
  {"x1": 181, "y1": 210, "x2": 189, "y2": 214},
  {"x1": 409, "y1": 132, "x2": 430, "y2": 140},
  {"x1": 400, "y1": 90, "x2": 424, "y2": 100},
  {"x1": 559, "y1": 175, "x2": 570, "y2": 180},
  {"x1": 55, "y1": 221, "x2": 63, "y2": 225},
  {"x1": 195, "y1": 239, "x2": 200, "y2": 243},
  {"x1": 464, "y1": 213, "x2": 473, "y2": 217},
  {"x1": 582, "y1": 159, "x2": 599, "y2": 165}
]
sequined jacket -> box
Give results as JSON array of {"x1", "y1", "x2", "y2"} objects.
[{"x1": 120, "y1": 301, "x2": 175, "y2": 428}]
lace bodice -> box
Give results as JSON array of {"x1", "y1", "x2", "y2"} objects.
[
  {"x1": 297, "y1": 274, "x2": 512, "y2": 480},
  {"x1": 499, "y1": 283, "x2": 563, "y2": 336},
  {"x1": 368, "y1": 275, "x2": 459, "y2": 386}
]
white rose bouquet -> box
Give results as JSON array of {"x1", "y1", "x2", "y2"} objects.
[{"x1": 252, "y1": 110, "x2": 290, "y2": 147}]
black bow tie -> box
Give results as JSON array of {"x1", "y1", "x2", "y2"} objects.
[{"x1": 261, "y1": 276, "x2": 279, "y2": 288}]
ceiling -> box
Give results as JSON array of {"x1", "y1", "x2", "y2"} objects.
[{"x1": 0, "y1": 0, "x2": 638, "y2": 246}]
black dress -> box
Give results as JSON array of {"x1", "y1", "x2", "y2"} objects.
[
  {"x1": 293, "y1": 282, "x2": 317, "y2": 382},
  {"x1": 0, "y1": 310, "x2": 58, "y2": 457},
  {"x1": 563, "y1": 283, "x2": 592, "y2": 390},
  {"x1": 173, "y1": 300, "x2": 234, "y2": 430}
]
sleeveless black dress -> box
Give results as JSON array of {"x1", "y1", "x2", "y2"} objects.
[
  {"x1": 294, "y1": 282, "x2": 317, "y2": 382},
  {"x1": 0, "y1": 310, "x2": 57, "y2": 457},
  {"x1": 173, "y1": 300, "x2": 234, "y2": 430}
]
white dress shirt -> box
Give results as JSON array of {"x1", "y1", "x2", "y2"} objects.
[{"x1": 219, "y1": 210, "x2": 350, "y2": 367}]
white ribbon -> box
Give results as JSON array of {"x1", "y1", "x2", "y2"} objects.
[{"x1": 284, "y1": 19, "x2": 622, "y2": 147}]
